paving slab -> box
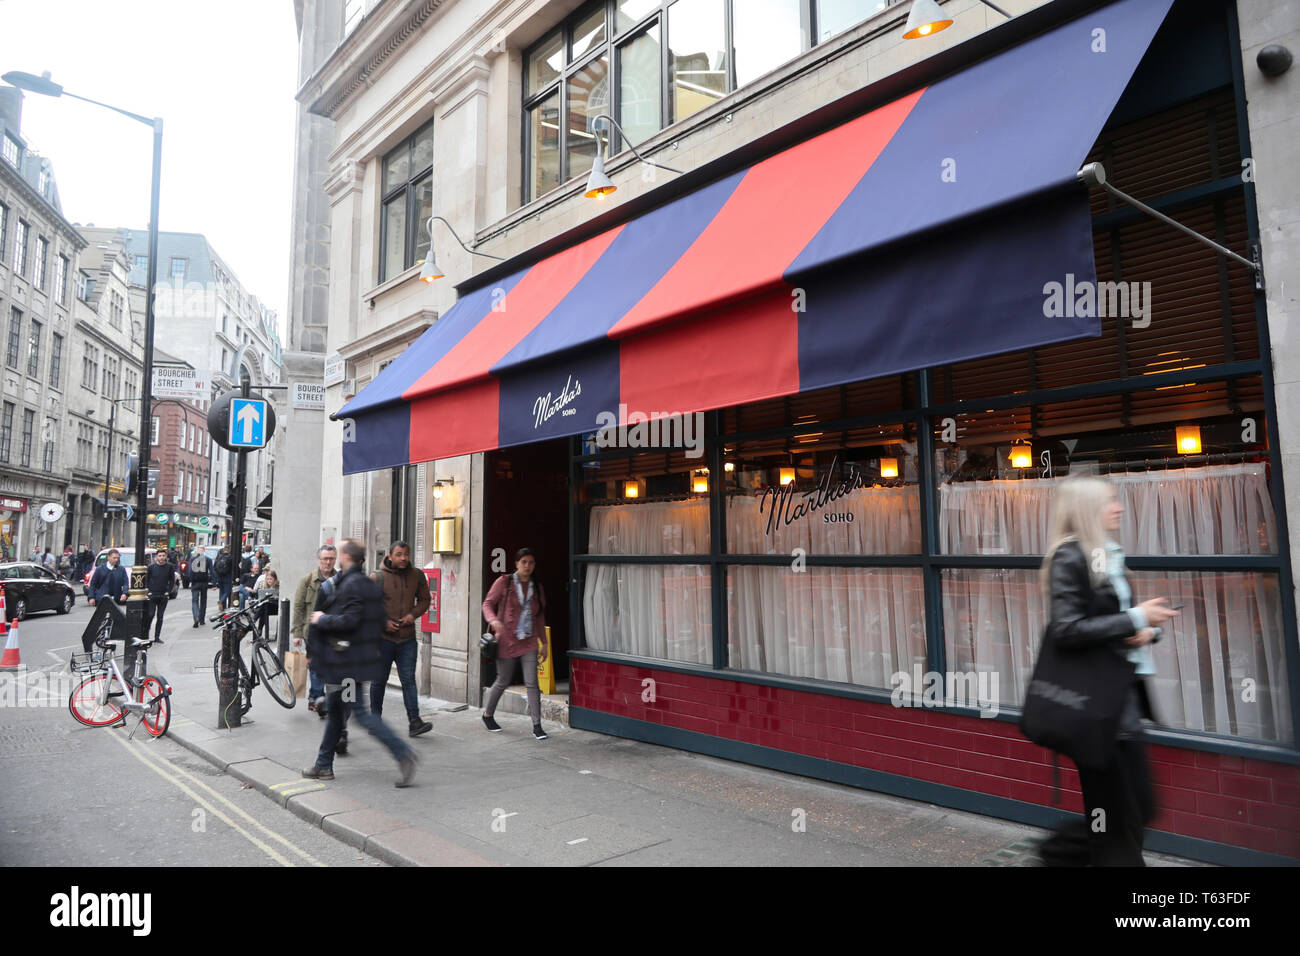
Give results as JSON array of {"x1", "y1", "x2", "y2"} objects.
[
  {"x1": 365, "y1": 826, "x2": 500, "y2": 868},
  {"x1": 322, "y1": 808, "x2": 411, "y2": 850},
  {"x1": 286, "y1": 789, "x2": 369, "y2": 826},
  {"x1": 225, "y1": 757, "x2": 302, "y2": 804}
]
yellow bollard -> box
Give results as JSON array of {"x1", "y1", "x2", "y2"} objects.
[{"x1": 537, "y1": 626, "x2": 556, "y2": 695}]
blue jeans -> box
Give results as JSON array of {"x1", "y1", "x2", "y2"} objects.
[
  {"x1": 309, "y1": 667, "x2": 324, "y2": 700},
  {"x1": 315, "y1": 680, "x2": 411, "y2": 772},
  {"x1": 372, "y1": 639, "x2": 419, "y2": 722},
  {"x1": 191, "y1": 584, "x2": 208, "y2": 624},
  {"x1": 218, "y1": 578, "x2": 232, "y2": 607}
]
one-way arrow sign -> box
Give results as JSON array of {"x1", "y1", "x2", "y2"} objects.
[{"x1": 229, "y1": 397, "x2": 268, "y2": 449}]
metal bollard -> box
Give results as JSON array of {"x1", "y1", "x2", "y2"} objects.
[{"x1": 278, "y1": 599, "x2": 290, "y2": 664}]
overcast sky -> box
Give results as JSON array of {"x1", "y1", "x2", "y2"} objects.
[{"x1": 0, "y1": 0, "x2": 298, "y2": 339}]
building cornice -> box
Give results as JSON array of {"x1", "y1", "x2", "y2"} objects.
[
  {"x1": 299, "y1": 0, "x2": 450, "y2": 120},
  {"x1": 324, "y1": 159, "x2": 366, "y2": 202},
  {"x1": 337, "y1": 307, "x2": 436, "y2": 361},
  {"x1": 0, "y1": 161, "x2": 88, "y2": 250}
]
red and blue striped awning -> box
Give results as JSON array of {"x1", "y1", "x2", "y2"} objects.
[{"x1": 337, "y1": 0, "x2": 1173, "y2": 475}]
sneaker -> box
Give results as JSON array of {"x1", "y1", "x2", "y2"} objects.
[
  {"x1": 409, "y1": 718, "x2": 433, "y2": 737},
  {"x1": 532, "y1": 724, "x2": 548, "y2": 740},
  {"x1": 307, "y1": 699, "x2": 317, "y2": 714},
  {"x1": 302, "y1": 765, "x2": 334, "y2": 780},
  {"x1": 482, "y1": 714, "x2": 502, "y2": 733},
  {"x1": 313, "y1": 696, "x2": 328, "y2": 719},
  {"x1": 154, "y1": 637, "x2": 165, "y2": 645},
  {"x1": 192, "y1": 620, "x2": 201, "y2": 628},
  {"x1": 335, "y1": 730, "x2": 348, "y2": 756},
  {"x1": 396, "y1": 752, "x2": 418, "y2": 788}
]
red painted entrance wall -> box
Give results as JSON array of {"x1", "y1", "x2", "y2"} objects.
[{"x1": 571, "y1": 658, "x2": 1300, "y2": 858}]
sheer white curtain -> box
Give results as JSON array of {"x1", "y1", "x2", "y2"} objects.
[{"x1": 940, "y1": 464, "x2": 1289, "y2": 742}]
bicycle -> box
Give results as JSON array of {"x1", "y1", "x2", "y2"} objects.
[
  {"x1": 211, "y1": 594, "x2": 296, "y2": 716},
  {"x1": 68, "y1": 615, "x2": 172, "y2": 738}
]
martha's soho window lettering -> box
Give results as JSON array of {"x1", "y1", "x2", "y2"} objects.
[
  {"x1": 379, "y1": 120, "x2": 434, "y2": 283},
  {"x1": 523, "y1": 0, "x2": 892, "y2": 202},
  {"x1": 569, "y1": 85, "x2": 1291, "y2": 746}
]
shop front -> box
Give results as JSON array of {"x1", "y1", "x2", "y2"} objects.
[{"x1": 336, "y1": 0, "x2": 1299, "y2": 862}]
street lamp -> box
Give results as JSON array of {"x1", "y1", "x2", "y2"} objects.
[{"x1": 5, "y1": 69, "x2": 163, "y2": 658}]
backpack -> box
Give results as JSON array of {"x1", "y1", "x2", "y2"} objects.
[{"x1": 214, "y1": 552, "x2": 232, "y2": 576}]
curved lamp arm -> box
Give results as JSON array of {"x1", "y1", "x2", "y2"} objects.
[
  {"x1": 427, "y1": 216, "x2": 504, "y2": 261},
  {"x1": 591, "y1": 114, "x2": 683, "y2": 174}
]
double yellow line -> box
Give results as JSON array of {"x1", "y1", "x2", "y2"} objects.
[{"x1": 108, "y1": 729, "x2": 326, "y2": 867}]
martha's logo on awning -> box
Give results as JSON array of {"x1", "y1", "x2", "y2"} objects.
[{"x1": 532, "y1": 375, "x2": 581, "y2": 429}]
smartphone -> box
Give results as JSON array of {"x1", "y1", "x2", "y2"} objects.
[{"x1": 1170, "y1": 604, "x2": 1185, "y2": 611}]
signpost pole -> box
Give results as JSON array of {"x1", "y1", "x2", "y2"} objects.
[{"x1": 217, "y1": 379, "x2": 250, "y2": 728}]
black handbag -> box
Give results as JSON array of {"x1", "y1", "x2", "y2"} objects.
[
  {"x1": 1019, "y1": 628, "x2": 1136, "y2": 772},
  {"x1": 480, "y1": 632, "x2": 498, "y2": 659}
]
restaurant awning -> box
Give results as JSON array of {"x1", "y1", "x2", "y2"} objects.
[{"x1": 336, "y1": 0, "x2": 1173, "y2": 475}]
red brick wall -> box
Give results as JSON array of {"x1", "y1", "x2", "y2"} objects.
[
  {"x1": 149, "y1": 400, "x2": 211, "y2": 510},
  {"x1": 571, "y1": 657, "x2": 1300, "y2": 858}
]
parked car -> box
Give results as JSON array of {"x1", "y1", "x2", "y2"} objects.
[
  {"x1": 81, "y1": 547, "x2": 179, "y2": 599},
  {"x1": 0, "y1": 562, "x2": 76, "y2": 620}
]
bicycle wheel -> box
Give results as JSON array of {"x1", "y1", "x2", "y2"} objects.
[
  {"x1": 213, "y1": 648, "x2": 252, "y2": 716},
  {"x1": 68, "y1": 673, "x2": 127, "y2": 727},
  {"x1": 252, "y1": 641, "x2": 296, "y2": 709},
  {"x1": 136, "y1": 675, "x2": 171, "y2": 737}
]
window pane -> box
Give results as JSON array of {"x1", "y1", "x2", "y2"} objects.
[
  {"x1": 668, "y1": 0, "x2": 728, "y2": 123},
  {"x1": 527, "y1": 30, "x2": 564, "y2": 96},
  {"x1": 729, "y1": 566, "x2": 926, "y2": 687},
  {"x1": 816, "y1": 0, "x2": 883, "y2": 43},
  {"x1": 383, "y1": 143, "x2": 410, "y2": 195},
  {"x1": 527, "y1": 92, "x2": 561, "y2": 200},
  {"x1": 618, "y1": 25, "x2": 661, "y2": 146},
  {"x1": 735, "y1": 0, "x2": 807, "y2": 87},
  {"x1": 413, "y1": 175, "x2": 433, "y2": 267},
  {"x1": 382, "y1": 194, "x2": 407, "y2": 280},
  {"x1": 412, "y1": 122, "x2": 434, "y2": 173},
  {"x1": 583, "y1": 563, "x2": 712, "y2": 664},
  {"x1": 579, "y1": 445, "x2": 712, "y2": 554},
  {"x1": 571, "y1": 7, "x2": 607, "y2": 60},
  {"x1": 725, "y1": 425, "x2": 920, "y2": 554},
  {"x1": 566, "y1": 55, "x2": 610, "y2": 183},
  {"x1": 617, "y1": 0, "x2": 660, "y2": 33},
  {"x1": 942, "y1": 568, "x2": 1292, "y2": 743}
]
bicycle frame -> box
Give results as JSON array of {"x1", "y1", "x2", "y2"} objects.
[{"x1": 80, "y1": 644, "x2": 169, "y2": 738}]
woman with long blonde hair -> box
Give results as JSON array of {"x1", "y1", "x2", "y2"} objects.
[{"x1": 1035, "y1": 475, "x2": 1178, "y2": 865}]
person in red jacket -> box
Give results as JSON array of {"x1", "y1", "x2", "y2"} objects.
[{"x1": 480, "y1": 548, "x2": 550, "y2": 740}]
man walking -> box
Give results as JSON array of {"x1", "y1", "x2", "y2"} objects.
[
  {"x1": 303, "y1": 540, "x2": 416, "y2": 787},
  {"x1": 187, "y1": 546, "x2": 211, "y2": 627},
  {"x1": 143, "y1": 549, "x2": 174, "y2": 644},
  {"x1": 293, "y1": 544, "x2": 337, "y2": 717},
  {"x1": 87, "y1": 548, "x2": 127, "y2": 606},
  {"x1": 370, "y1": 541, "x2": 432, "y2": 736},
  {"x1": 214, "y1": 545, "x2": 234, "y2": 611}
]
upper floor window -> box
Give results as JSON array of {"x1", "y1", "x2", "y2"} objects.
[
  {"x1": 76, "y1": 270, "x2": 90, "y2": 301},
  {"x1": 19, "y1": 408, "x2": 33, "y2": 467},
  {"x1": 1, "y1": 135, "x2": 18, "y2": 168},
  {"x1": 26, "y1": 320, "x2": 41, "y2": 379},
  {"x1": 134, "y1": 255, "x2": 148, "y2": 271},
  {"x1": 170, "y1": 257, "x2": 186, "y2": 279},
  {"x1": 49, "y1": 333, "x2": 63, "y2": 390},
  {"x1": 344, "y1": 0, "x2": 365, "y2": 35},
  {"x1": 0, "y1": 403, "x2": 12, "y2": 462},
  {"x1": 34, "y1": 236, "x2": 48, "y2": 290},
  {"x1": 13, "y1": 220, "x2": 28, "y2": 276},
  {"x1": 81, "y1": 343, "x2": 99, "y2": 391},
  {"x1": 54, "y1": 254, "x2": 68, "y2": 305},
  {"x1": 102, "y1": 354, "x2": 119, "y2": 399},
  {"x1": 37, "y1": 167, "x2": 50, "y2": 199},
  {"x1": 0, "y1": 203, "x2": 7, "y2": 263},
  {"x1": 109, "y1": 290, "x2": 125, "y2": 329},
  {"x1": 523, "y1": 0, "x2": 889, "y2": 203},
  {"x1": 150, "y1": 416, "x2": 159, "y2": 446},
  {"x1": 6, "y1": 308, "x2": 21, "y2": 369},
  {"x1": 379, "y1": 120, "x2": 434, "y2": 283}
]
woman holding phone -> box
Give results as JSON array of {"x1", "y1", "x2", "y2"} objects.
[{"x1": 1036, "y1": 476, "x2": 1180, "y2": 865}]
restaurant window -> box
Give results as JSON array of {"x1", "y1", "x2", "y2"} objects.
[{"x1": 379, "y1": 120, "x2": 434, "y2": 283}]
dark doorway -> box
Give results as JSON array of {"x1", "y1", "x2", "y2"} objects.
[{"x1": 482, "y1": 437, "x2": 571, "y2": 685}]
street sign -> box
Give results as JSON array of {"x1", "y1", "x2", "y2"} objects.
[
  {"x1": 39, "y1": 502, "x2": 64, "y2": 523},
  {"x1": 229, "y1": 397, "x2": 268, "y2": 448},
  {"x1": 209, "y1": 389, "x2": 276, "y2": 452},
  {"x1": 156, "y1": 513, "x2": 169, "y2": 524},
  {"x1": 152, "y1": 366, "x2": 210, "y2": 400},
  {"x1": 198, "y1": 515, "x2": 210, "y2": 527},
  {"x1": 123, "y1": 504, "x2": 134, "y2": 521},
  {"x1": 324, "y1": 352, "x2": 345, "y2": 387},
  {"x1": 292, "y1": 382, "x2": 326, "y2": 411}
]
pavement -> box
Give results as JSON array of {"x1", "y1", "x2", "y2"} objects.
[{"x1": 142, "y1": 607, "x2": 1207, "y2": 867}]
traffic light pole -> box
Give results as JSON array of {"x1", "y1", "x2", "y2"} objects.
[{"x1": 217, "y1": 379, "x2": 250, "y2": 729}]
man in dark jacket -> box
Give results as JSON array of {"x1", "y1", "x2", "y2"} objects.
[
  {"x1": 370, "y1": 541, "x2": 432, "y2": 736},
  {"x1": 214, "y1": 546, "x2": 234, "y2": 611},
  {"x1": 303, "y1": 539, "x2": 417, "y2": 786},
  {"x1": 142, "y1": 550, "x2": 175, "y2": 644},
  {"x1": 187, "y1": 546, "x2": 211, "y2": 627},
  {"x1": 78, "y1": 546, "x2": 95, "y2": 579},
  {"x1": 88, "y1": 549, "x2": 128, "y2": 606}
]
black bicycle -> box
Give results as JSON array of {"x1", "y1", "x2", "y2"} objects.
[{"x1": 211, "y1": 595, "x2": 296, "y2": 715}]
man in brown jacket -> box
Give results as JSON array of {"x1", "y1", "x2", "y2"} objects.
[{"x1": 370, "y1": 541, "x2": 433, "y2": 736}]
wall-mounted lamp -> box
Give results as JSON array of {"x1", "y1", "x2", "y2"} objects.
[
  {"x1": 904, "y1": 0, "x2": 1008, "y2": 40},
  {"x1": 779, "y1": 467, "x2": 796, "y2": 486},
  {"x1": 880, "y1": 457, "x2": 899, "y2": 479},
  {"x1": 433, "y1": 475, "x2": 455, "y2": 499},
  {"x1": 1010, "y1": 443, "x2": 1033, "y2": 468},
  {"x1": 624, "y1": 479, "x2": 642, "y2": 499},
  {"x1": 585, "y1": 114, "x2": 684, "y2": 200},
  {"x1": 1176, "y1": 425, "x2": 1202, "y2": 455},
  {"x1": 419, "y1": 216, "x2": 504, "y2": 283},
  {"x1": 723, "y1": 461, "x2": 735, "y2": 473},
  {"x1": 692, "y1": 468, "x2": 709, "y2": 494}
]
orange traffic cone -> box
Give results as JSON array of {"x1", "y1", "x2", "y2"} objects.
[{"x1": 0, "y1": 620, "x2": 19, "y2": 670}]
